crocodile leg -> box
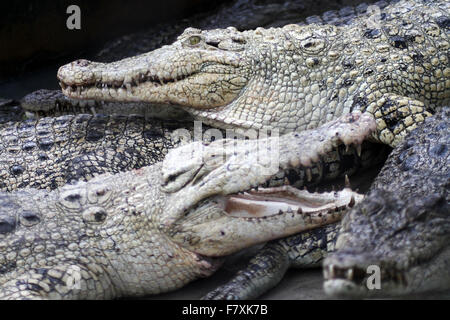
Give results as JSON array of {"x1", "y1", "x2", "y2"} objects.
[
  {"x1": 367, "y1": 93, "x2": 433, "y2": 147},
  {"x1": 203, "y1": 223, "x2": 339, "y2": 300},
  {"x1": 203, "y1": 240, "x2": 291, "y2": 300}
]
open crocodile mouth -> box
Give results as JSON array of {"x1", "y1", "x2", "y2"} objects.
[
  {"x1": 179, "y1": 185, "x2": 362, "y2": 257},
  {"x1": 223, "y1": 186, "x2": 357, "y2": 219}
]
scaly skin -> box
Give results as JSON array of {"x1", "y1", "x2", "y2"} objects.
[
  {"x1": 58, "y1": 0, "x2": 449, "y2": 148},
  {"x1": 0, "y1": 162, "x2": 362, "y2": 299},
  {"x1": 161, "y1": 111, "x2": 378, "y2": 222},
  {"x1": 0, "y1": 101, "x2": 390, "y2": 194},
  {"x1": 0, "y1": 114, "x2": 197, "y2": 191},
  {"x1": 203, "y1": 107, "x2": 449, "y2": 299}
]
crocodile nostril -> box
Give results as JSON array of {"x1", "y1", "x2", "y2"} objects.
[
  {"x1": 74, "y1": 59, "x2": 90, "y2": 67},
  {"x1": 0, "y1": 215, "x2": 16, "y2": 234}
]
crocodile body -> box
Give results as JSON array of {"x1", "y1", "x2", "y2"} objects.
[
  {"x1": 58, "y1": 0, "x2": 449, "y2": 148},
  {"x1": 203, "y1": 107, "x2": 449, "y2": 299}
]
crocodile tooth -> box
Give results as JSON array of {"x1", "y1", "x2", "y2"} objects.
[
  {"x1": 77, "y1": 86, "x2": 81, "y2": 95},
  {"x1": 345, "y1": 174, "x2": 351, "y2": 188},
  {"x1": 329, "y1": 264, "x2": 335, "y2": 278},
  {"x1": 356, "y1": 144, "x2": 362, "y2": 157},
  {"x1": 347, "y1": 268, "x2": 354, "y2": 280},
  {"x1": 306, "y1": 168, "x2": 312, "y2": 182},
  {"x1": 284, "y1": 177, "x2": 289, "y2": 185},
  {"x1": 348, "y1": 195, "x2": 356, "y2": 208}
]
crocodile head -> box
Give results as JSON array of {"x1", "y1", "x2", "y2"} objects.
[
  {"x1": 57, "y1": 27, "x2": 251, "y2": 109},
  {"x1": 168, "y1": 186, "x2": 362, "y2": 257},
  {"x1": 323, "y1": 188, "x2": 450, "y2": 298},
  {"x1": 57, "y1": 24, "x2": 339, "y2": 131}
]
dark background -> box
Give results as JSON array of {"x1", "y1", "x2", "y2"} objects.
[{"x1": 0, "y1": 0, "x2": 229, "y2": 78}]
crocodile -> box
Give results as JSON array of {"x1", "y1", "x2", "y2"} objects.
[
  {"x1": 57, "y1": 0, "x2": 449, "y2": 150},
  {"x1": 1, "y1": 0, "x2": 381, "y2": 125},
  {"x1": 0, "y1": 106, "x2": 396, "y2": 300},
  {"x1": 202, "y1": 107, "x2": 449, "y2": 299},
  {"x1": 0, "y1": 158, "x2": 362, "y2": 299}
]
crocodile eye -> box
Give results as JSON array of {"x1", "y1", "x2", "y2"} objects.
[{"x1": 188, "y1": 35, "x2": 202, "y2": 46}]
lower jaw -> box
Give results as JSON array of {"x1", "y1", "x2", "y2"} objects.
[{"x1": 323, "y1": 279, "x2": 365, "y2": 297}]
